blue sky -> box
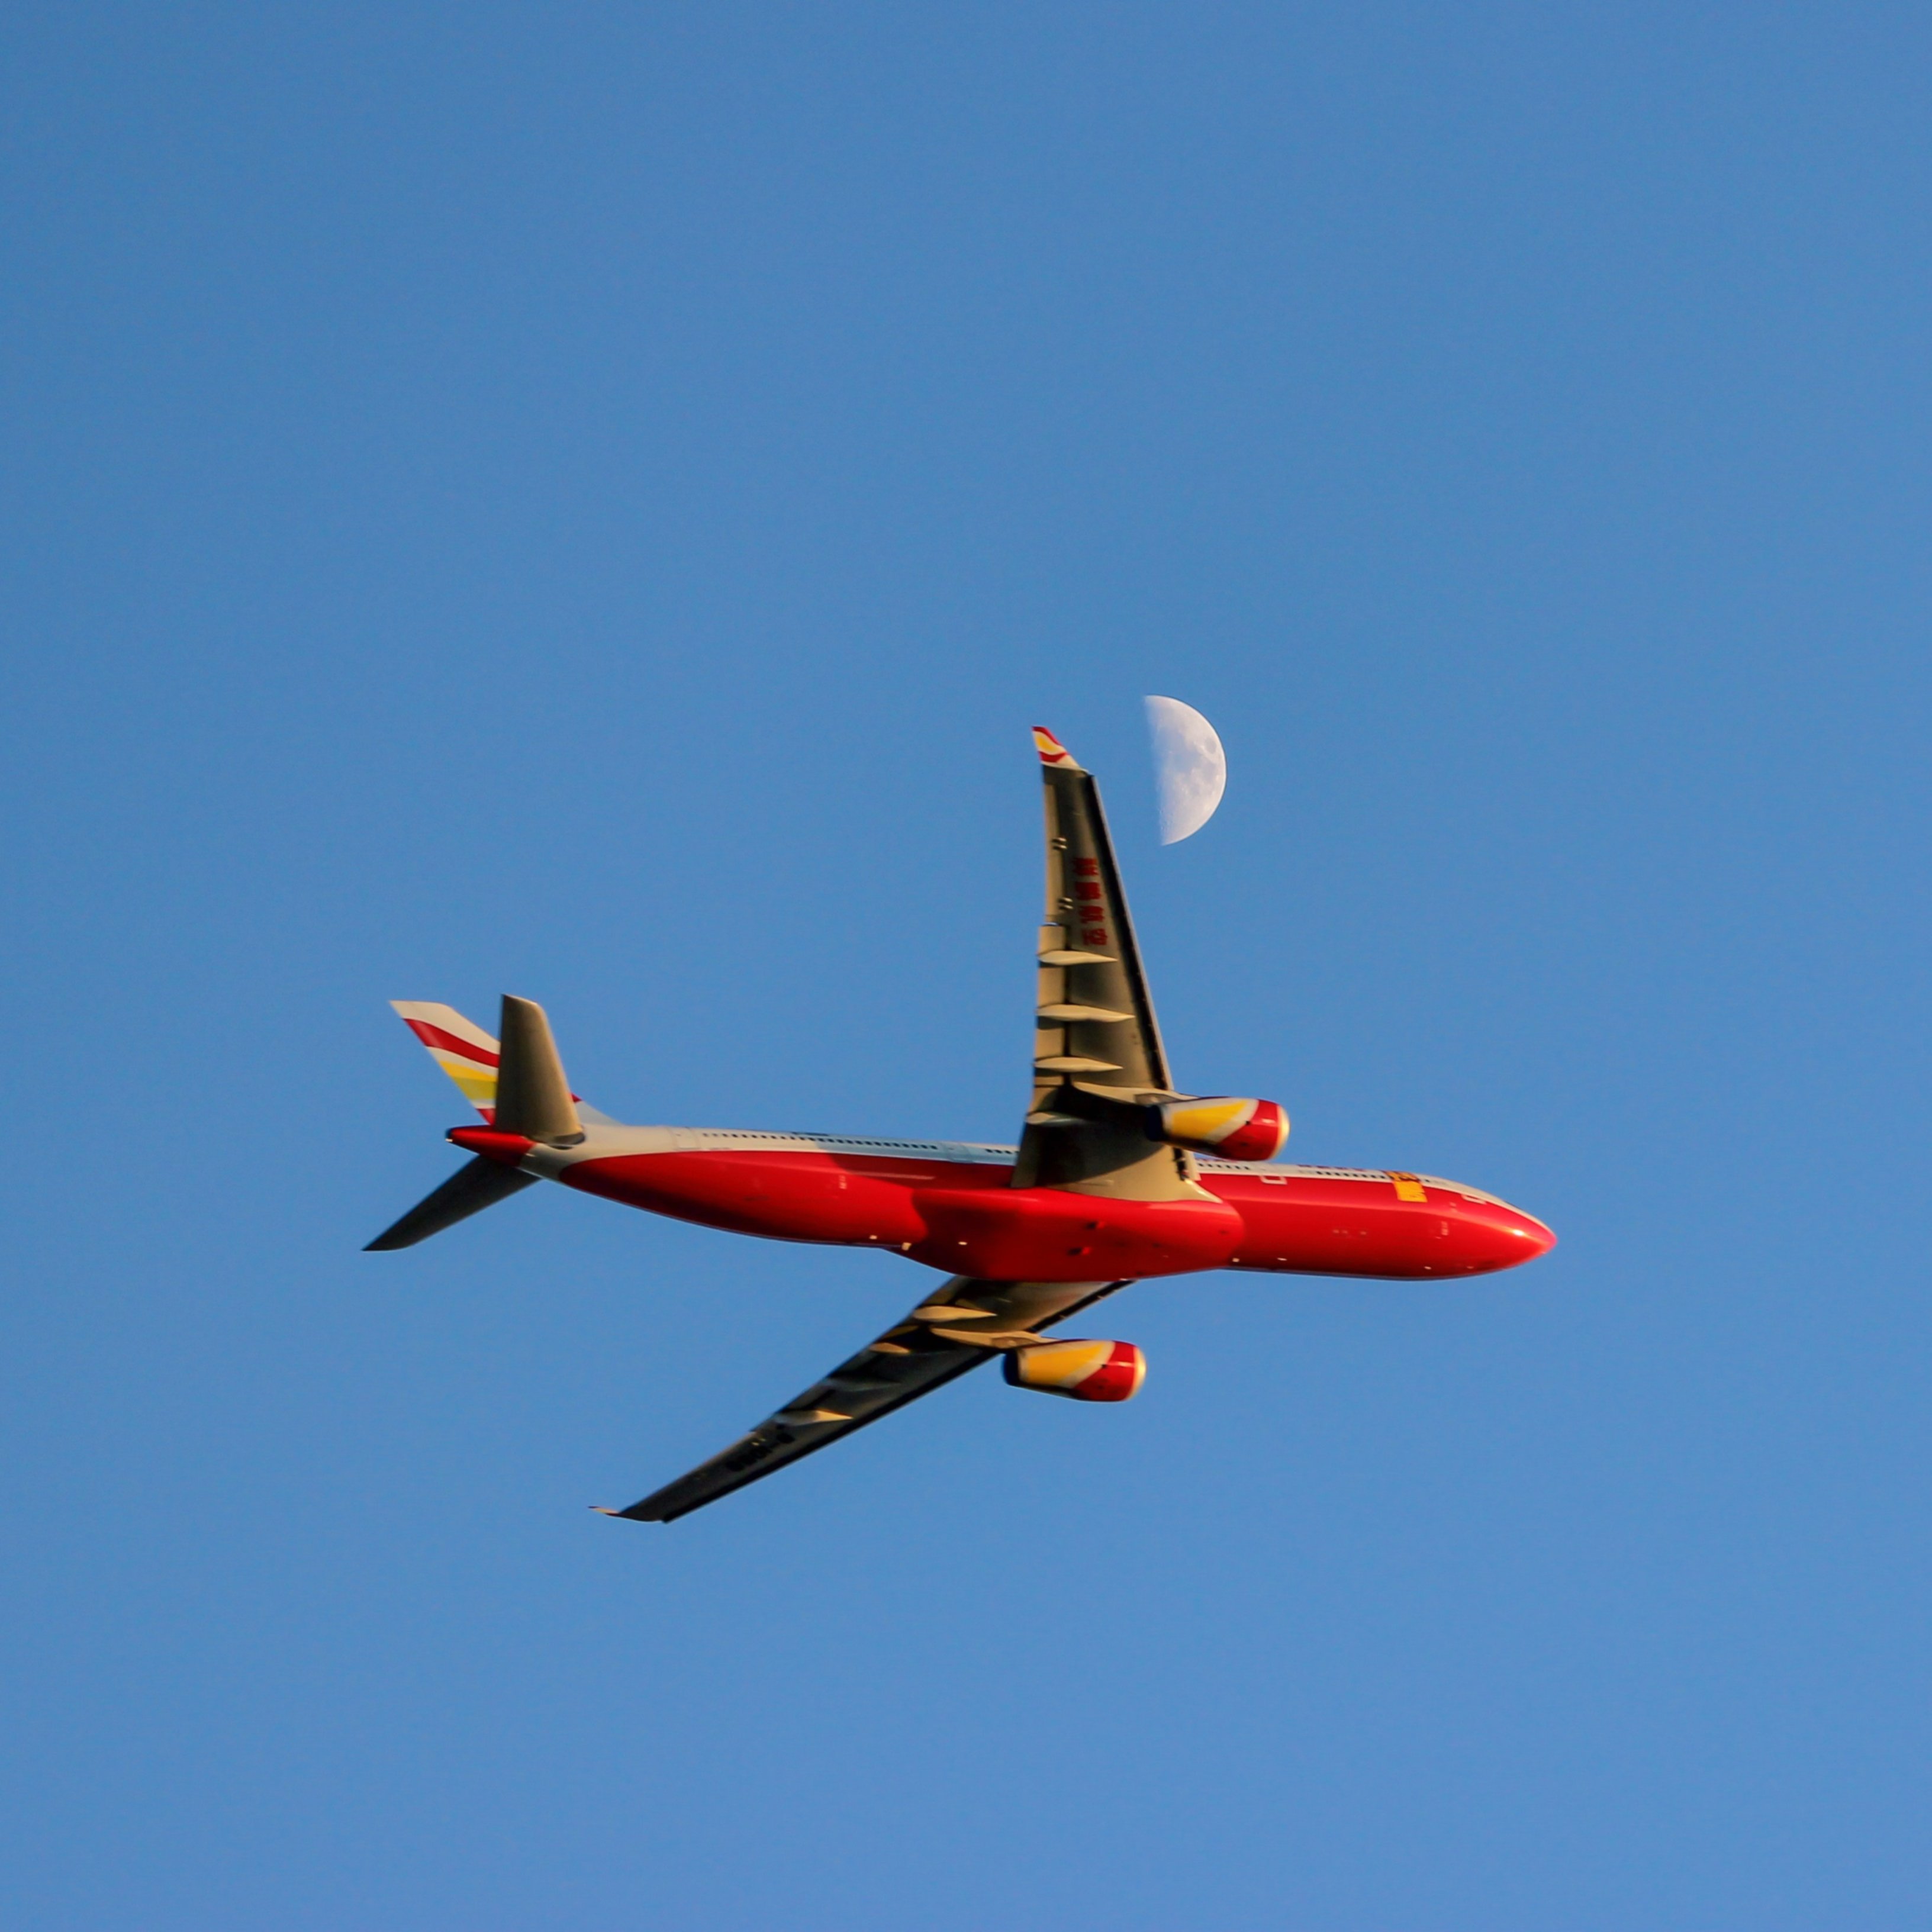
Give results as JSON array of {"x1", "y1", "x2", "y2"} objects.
[{"x1": 5, "y1": 5, "x2": 1932, "y2": 1927}]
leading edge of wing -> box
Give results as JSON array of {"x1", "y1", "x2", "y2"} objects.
[{"x1": 598, "y1": 1276, "x2": 1134, "y2": 1525}]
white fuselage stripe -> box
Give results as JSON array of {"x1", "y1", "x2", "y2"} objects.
[{"x1": 516, "y1": 1122, "x2": 1511, "y2": 1206}]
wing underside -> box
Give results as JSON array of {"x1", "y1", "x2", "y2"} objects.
[
  {"x1": 601, "y1": 1275, "x2": 1132, "y2": 1523},
  {"x1": 1019, "y1": 727, "x2": 1200, "y2": 1200}
]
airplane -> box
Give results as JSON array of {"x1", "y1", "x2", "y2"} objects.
[{"x1": 368, "y1": 726, "x2": 1556, "y2": 1522}]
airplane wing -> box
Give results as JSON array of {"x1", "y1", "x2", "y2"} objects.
[
  {"x1": 598, "y1": 1274, "x2": 1131, "y2": 1524},
  {"x1": 1019, "y1": 726, "x2": 1203, "y2": 1199}
]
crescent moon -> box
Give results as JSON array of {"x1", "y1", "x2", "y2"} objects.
[{"x1": 1144, "y1": 696, "x2": 1227, "y2": 844}]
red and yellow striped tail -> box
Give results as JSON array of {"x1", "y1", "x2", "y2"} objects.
[{"x1": 389, "y1": 1002, "x2": 502, "y2": 1120}]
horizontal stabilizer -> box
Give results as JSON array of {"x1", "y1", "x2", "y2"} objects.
[
  {"x1": 494, "y1": 996, "x2": 583, "y2": 1146},
  {"x1": 365, "y1": 1155, "x2": 537, "y2": 1251}
]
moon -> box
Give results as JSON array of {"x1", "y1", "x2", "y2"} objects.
[{"x1": 1144, "y1": 695, "x2": 1227, "y2": 844}]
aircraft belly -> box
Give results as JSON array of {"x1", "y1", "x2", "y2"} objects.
[
  {"x1": 558, "y1": 1152, "x2": 1248, "y2": 1278},
  {"x1": 909, "y1": 1187, "x2": 1241, "y2": 1282},
  {"x1": 559, "y1": 1151, "x2": 929, "y2": 1247}
]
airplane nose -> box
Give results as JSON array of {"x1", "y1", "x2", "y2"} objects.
[
  {"x1": 1501, "y1": 1208, "x2": 1556, "y2": 1264},
  {"x1": 1448, "y1": 1197, "x2": 1556, "y2": 1274}
]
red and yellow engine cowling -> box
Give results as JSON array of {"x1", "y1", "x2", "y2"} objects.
[
  {"x1": 1145, "y1": 1096, "x2": 1290, "y2": 1164},
  {"x1": 1003, "y1": 1339, "x2": 1147, "y2": 1402}
]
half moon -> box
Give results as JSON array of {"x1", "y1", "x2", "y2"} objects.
[{"x1": 1144, "y1": 696, "x2": 1227, "y2": 844}]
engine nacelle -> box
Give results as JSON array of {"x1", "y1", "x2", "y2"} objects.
[
  {"x1": 1145, "y1": 1096, "x2": 1290, "y2": 1163},
  {"x1": 1003, "y1": 1339, "x2": 1147, "y2": 1402}
]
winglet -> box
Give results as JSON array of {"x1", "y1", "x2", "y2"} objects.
[{"x1": 1032, "y1": 725, "x2": 1083, "y2": 769}]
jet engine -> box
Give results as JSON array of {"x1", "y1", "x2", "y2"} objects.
[
  {"x1": 1003, "y1": 1339, "x2": 1147, "y2": 1402},
  {"x1": 1145, "y1": 1096, "x2": 1290, "y2": 1163}
]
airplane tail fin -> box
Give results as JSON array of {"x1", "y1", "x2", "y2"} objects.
[
  {"x1": 367, "y1": 995, "x2": 588, "y2": 1251},
  {"x1": 388, "y1": 997, "x2": 591, "y2": 1137},
  {"x1": 391, "y1": 1001, "x2": 503, "y2": 1119}
]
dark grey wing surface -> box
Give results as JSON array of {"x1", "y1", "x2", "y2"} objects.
[
  {"x1": 600, "y1": 1275, "x2": 1131, "y2": 1524},
  {"x1": 1019, "y1": 728, "x2": 1203, "y2": 1198},
  {"x1": 1028, "y1": 727, "x2": 1171, "y2": 1103}
]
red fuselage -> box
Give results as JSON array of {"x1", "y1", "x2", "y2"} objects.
[{"x1": 453, "y1": 1126, "x2": 1554, "y2": 1283}]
